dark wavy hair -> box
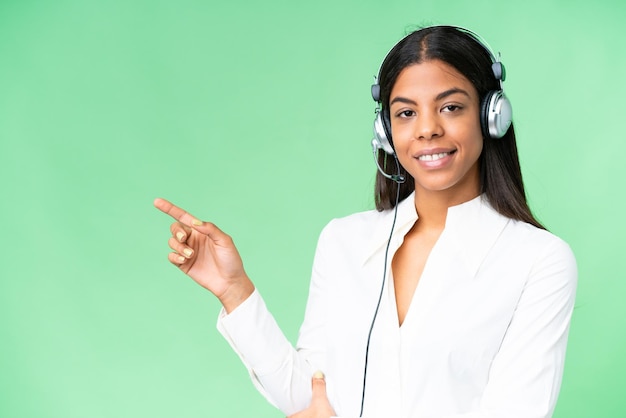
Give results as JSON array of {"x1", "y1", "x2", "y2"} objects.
[{"x1": 374, "y1": 26, "x2": 544, "y2": 229}]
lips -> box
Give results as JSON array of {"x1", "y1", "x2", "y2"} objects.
[{"x1": 415, "y1": 149, "x2": 457, "y2": 161}]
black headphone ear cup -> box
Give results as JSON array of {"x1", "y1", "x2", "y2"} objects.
[{"x1": 480, "y1": 91, "x2": 495, "y2": 139}]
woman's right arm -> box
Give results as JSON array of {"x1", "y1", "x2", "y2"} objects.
[
  {"x1": 216, "y1": 221, "x2": 342, "y2": 414},
  {"x1": 154, "y1": 198, "x2": 329, "y2": 415}
]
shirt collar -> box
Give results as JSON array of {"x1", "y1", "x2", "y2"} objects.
[
  {"x1": 445, "y1": 194, "x2": 510, "y2": 277},
  {"x1": 362, "y1": 193, "x2": 510, "y2": 277},
  {"x1": 363, "y1": 193, "x2": 419, "y2": 265}
]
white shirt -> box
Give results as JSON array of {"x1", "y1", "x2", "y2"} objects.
[{"x1": 217, "y1": 194, "x2": 577, "y2": 418}]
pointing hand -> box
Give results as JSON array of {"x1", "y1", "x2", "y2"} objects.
[{"x1": 154, "y1": 198, "x2": 254, "y2": 312}]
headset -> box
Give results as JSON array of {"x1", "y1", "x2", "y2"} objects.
[{"x1": 370, "y1": 26, "x2": 513, "y2": 161}]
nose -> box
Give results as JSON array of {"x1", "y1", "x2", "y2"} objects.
[{"x1": 414, "y1": 111, "x2": 443, "y2": 140}]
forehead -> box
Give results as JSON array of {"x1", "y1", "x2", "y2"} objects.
[{"x1": 390, "y1": 60, "x2": 478, "y2": 100}]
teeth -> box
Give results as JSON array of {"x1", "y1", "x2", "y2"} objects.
[{"x1": 418, "y1": 152, "x2": 449, "y2": 161}]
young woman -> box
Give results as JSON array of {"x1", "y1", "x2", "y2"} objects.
[{"x1": 155, "y1": 26, "x2": 577, "y2": 418}]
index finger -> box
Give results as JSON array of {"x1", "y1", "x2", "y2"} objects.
[{"x1": 153, "y1": 197, "x2": 199, "y2": 227}]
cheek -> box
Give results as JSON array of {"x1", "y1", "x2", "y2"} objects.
[
  {"x1": 389, "y1": 122, "x2": 409, "y2": 145},
  {"x1": 472, "y1": 127, "x2": 485, "y2": 156},
  {"x1": 465, "y1": 135, "x2": 484, "y2": 165},
  {"x1": 389, "y1": 121, "x2": 418, "y2": 154},
  {"x1": 453, "y1": 121, "x2": 483, "y2": 155}
]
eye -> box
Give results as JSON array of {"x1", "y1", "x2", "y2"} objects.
[
  {"x1": 395, "y1": 109, "x2": 416, "y2": 118},
  {"x1": 442, "y1": 104, "x2": 462, "y2": 113}
]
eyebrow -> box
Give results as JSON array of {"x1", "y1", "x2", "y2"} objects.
[
  {"x1": 389, "y1": 88, "x2": 471, "y2": 106},
  {"x1": 435, "y1": 88, "x2": 471, "y2": 101}
]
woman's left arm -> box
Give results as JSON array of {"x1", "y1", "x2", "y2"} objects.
[{"x1": 445, "y1": 237, "x2": 578, "y2": 418}]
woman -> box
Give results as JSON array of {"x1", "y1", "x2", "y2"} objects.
[{"x1": 155, "y1": 26, "x2": 577, "y2": 418}]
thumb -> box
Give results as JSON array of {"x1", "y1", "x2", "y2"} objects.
[
  {"x1": 310, "y1": 371, "x2": 327, "y2": 402},
  {"x1": 190, "y1": 218, "x2": 234, "y2": 246}
]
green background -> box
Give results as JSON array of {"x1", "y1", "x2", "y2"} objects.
[{"x1": 1, "y1": 0, "x2": 624, "y2": 416}]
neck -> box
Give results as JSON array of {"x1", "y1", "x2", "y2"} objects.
[{"x1": 413, "y1": 187, "x2": 480, "y2": 230}]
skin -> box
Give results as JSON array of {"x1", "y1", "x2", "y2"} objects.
[
  {"x1": 389, "y1": 59, "x2": 483, "y2": 326},
  {"x1": 154, "y1": 58, "x2": 484, "y2": 416},
  {"x1": 153, "y1": 197, "x2": 254, "y2": 313},
  {"x1": 287, "y1": 373, "x2": 336, "y2": 418}
]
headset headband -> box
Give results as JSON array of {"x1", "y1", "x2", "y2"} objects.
[
  {"x1": 371, "y1": 25, "x2": 513, "y2": 153},
  {"x1": 371, "y1": 25, "x2": 505, "y2": 104}
]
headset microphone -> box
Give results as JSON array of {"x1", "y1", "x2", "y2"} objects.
[{"x1": 371, "y1": 139, "x2": 405, "y2": 184}]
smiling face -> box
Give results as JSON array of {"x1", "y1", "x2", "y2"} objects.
[{"x1": 389, "y1": 59, "x2": 484, "y2": 203}]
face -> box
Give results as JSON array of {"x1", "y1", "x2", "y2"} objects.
[{"x1": 389, "y1": 59, "x2": 483, "y2": 202}]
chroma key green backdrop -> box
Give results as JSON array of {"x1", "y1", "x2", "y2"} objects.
[{"x1": 1, "y1": 0, "x2": 624, "y2": 417}]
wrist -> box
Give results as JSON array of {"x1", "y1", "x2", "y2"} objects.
[{"x1": 219, "y1": 276, "x2": 255, "y2": 313}]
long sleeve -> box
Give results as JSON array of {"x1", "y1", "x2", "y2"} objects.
[
  {"x1": 440, "y1": 237, "x2": 578, "y2": 418},
  {"x1": 217, "y1": 222, "x2": 337, "y2": 415},
  {"x1": 217, "y1": 289, "x2": 312, "y2": 414}
]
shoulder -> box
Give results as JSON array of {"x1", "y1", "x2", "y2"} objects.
[
  {"x1": 507, "y1": 219, "x2": 575, "y2": 260},
  {"x1": 312, "y1": 204, "x2": 406, "y2": 262},
  {"x1": 500, "y1": 217, "x2": 578, "y2": 287},
  {"x1": 317, "y1": 208, "x2": 387, "y2": 244},
  {"x1": 475, "y1": 199, "x2": 575, "y2": 265},
  {"x1": 458, "y1": 198, "x2": 577, "y2": 288},
  {"x1": 307, "y1": 209, "x2": 381, "y2": 270}
]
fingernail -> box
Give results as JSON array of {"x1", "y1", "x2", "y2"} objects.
[
  {"x1": 176, "y1": 232, "x2": 185, "y2": 242},
  {"x1": 177, "y1": 255, "x2": 186, "y2": 263},
  {"x1": 192, "y1": 219, "x2": 203, "y2": 226},
  {"x1": 313, "y1": 370, "x2": 325, "y2": 379},
  {"x1": 183, "y1": 248, "x2": 193, "y2": 257}
]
